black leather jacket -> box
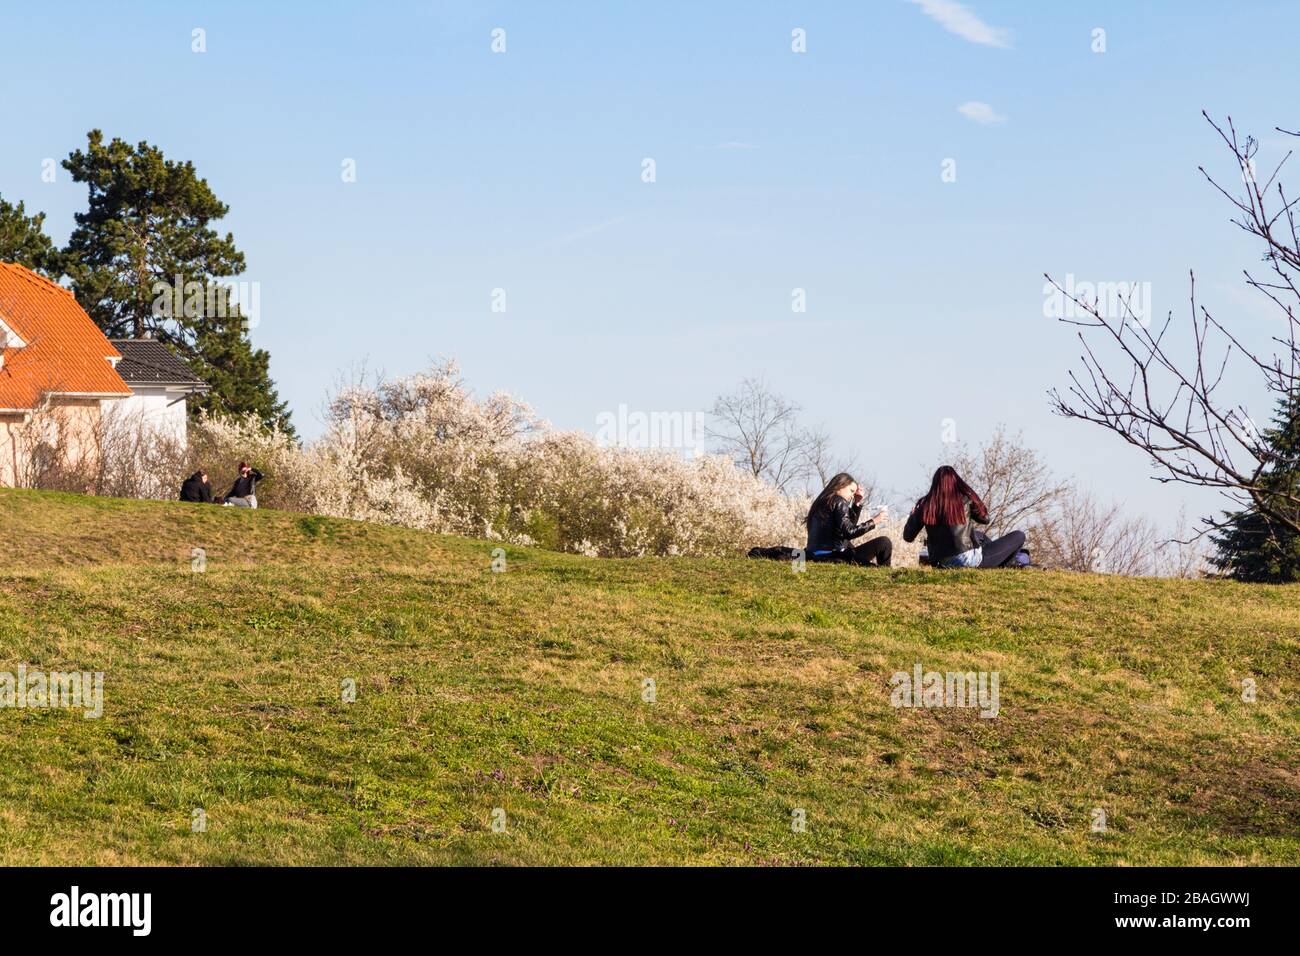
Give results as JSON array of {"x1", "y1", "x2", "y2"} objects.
[
  {"x1": 806, "y1": 497, "x2": 876, "y2": 554},
  {"x1": 902, "y1": 496, "x2": 987, "y2": 564}
]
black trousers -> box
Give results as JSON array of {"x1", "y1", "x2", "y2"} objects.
[
  {"x1": 978, "y1": 530, "x2": 1026, "y2": 568},
  {"x1": 811, "y1": 536, "x2": 893, "y2": 567}
]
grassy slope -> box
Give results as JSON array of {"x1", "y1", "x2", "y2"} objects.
[{"x1": 0, "y1": 488, "x2": 1296, "y2": 866}]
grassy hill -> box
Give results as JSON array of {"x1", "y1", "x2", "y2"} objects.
[{"x1": 0, "y1": 488, "x2": 1296, "y2": 866}]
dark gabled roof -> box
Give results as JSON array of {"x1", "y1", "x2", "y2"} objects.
[{"x1": 109, "y1": 338, "x2": 209, "y2": 390}]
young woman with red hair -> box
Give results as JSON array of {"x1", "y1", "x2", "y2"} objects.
[{"x1": 902, "y1": 466, "x2": 1026, "y2": 568}]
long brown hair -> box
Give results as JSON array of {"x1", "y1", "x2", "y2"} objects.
[
  {"x1": 806, "y1": 472, "x2": 857, "y2": 527},
  {"x1": 915, "y1": 466, "x2": 987, "y2": 525}
]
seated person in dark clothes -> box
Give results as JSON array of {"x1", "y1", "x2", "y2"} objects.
[
  {"x1": 805, "y1": 472, "x2": 892, "y2": 566},
  {"x1": 903, "y1": 465, "x2": 1025, "y2": 568},
  {"x1": 179, "y1": 470, "x2": 213, "y2": 503},
  {"x1": 222, "y1": 461, "x2": 264, "y2": 508}
]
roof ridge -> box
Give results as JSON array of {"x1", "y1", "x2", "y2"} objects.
[
  {"x1": 0, "y1": 261, "x2": 75, "y2": 297},
  {"x1": 110, "y1": 339, "x2": 206, "y2": 384}
]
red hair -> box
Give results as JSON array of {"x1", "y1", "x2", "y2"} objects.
[{"x1": 915, "y1": 466, "x2": 987, "y2": 526}]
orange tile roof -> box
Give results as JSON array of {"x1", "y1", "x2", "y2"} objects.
[{"x1": 0, "y1": 262, "x2": 131, "y2": 411}]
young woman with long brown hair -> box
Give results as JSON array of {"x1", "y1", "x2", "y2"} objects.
[
  {"x1": 804, "y1": 472, "x2": 892, "y2": 566},
  {"x1": 902, "y1": 465, "x2": 1025, "y2": 568}
]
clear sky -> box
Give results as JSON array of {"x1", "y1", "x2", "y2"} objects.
[{"x1": 4, "y1": 0, "x2": 1297, "y2": 526}]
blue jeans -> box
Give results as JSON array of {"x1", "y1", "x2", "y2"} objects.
[{"x1": 941, "y1": 547, "x2": 983, "y2": 568}]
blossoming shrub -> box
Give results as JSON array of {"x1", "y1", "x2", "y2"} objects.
[{"x1": 190, "y1": 361, "x2": 810, "y2": 557}]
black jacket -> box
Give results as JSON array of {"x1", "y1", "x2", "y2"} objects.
[
  {"x1": 226, "y1": 468, "x2": 264, "y2": 500},
  {"x1": 902, "y1": 495, "x2": 987, "y2": 564},
  {"x1": 806, "y1": 497, "x2": 876, "y2": 554},
  {"x1": 179, "y1": 472, "x2": 213, "y2": 503}
]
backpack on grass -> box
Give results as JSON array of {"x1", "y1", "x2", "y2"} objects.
[{"x1": 747, "y1": 546, "x2": 802, "y2": 561}]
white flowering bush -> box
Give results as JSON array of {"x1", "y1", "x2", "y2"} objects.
[{"x1": 190, "y1": 360, "x2": 810, "y2": 557}]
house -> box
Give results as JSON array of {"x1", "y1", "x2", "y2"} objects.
[
  {"x1": 0, "y1": 262, "x2": 205, "y2": 488},
  {"x1": 106, "y1": 337, "x2": 209, "y2": 446},
  {"x1": 0, "y1": 262, "x2": 132, "y2": 486}
]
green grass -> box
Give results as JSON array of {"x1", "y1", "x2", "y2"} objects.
[{"x1": 0, "y1": 487, "x2": 1297, "y2": 865}]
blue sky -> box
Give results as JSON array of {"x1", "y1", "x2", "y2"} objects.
[{"x1": 3, "y1": 0, "x2": 1297, "y2": 526}]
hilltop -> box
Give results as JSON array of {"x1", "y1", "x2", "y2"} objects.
[{"x1": 0, "y1": 488, "x2": 1296, "y2": 865}]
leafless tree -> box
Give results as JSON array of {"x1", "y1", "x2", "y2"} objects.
[
  {"x1": 1033, "y1": 491, "x2": 1164, "y2": 576},
  {"x1": 14, "y1": 396, "x2": 191, "y2": 497},
  {"x1": 708, "y1": 379, "x2": 823, "y2": 493},
  {"x1": 1155, "y1": 506, "x2": 1213, "y2": 578},
  {"x1": 804, "y1": 423, "x2": 864, "y2": 489},
  {"x1": 1048, "y1": 112, "x2": 1300, "y2": 538},
  {"x1": 91, "y1": 407, "x2": 192, "y2": 497}
]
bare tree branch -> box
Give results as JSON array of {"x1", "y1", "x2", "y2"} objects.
[
  {"x1": 707, "y1": 379, "x2": 827, "y2": 493},
  {"x1": 1049, "y1": 112, "x2": 1300, "y2": 536}
]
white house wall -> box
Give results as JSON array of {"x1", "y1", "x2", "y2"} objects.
[{"x1": 103, "y1": 387, "x2": 190, "y2": 446}]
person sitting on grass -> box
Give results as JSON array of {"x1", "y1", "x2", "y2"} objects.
[
  {"x1": 179, "y1": 470, "x2": 213, "y2": 503},
  {"x1": 903, "y1": 465, "x2": 1025, "y2": 568},
  {"x1": 222, "y1": 461, "x2": 264, "y2": 509},
  {"x1": 805, "y1": 472, "x2": 892, "y2": 566}
]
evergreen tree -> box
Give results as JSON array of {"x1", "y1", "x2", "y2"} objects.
[
  {"x1": 61, "y1": 131, "x2": 293, "y2": 435},
  {"x1": 1210, "y1": 392, "x2": 1300, "y2": 582},
  {"x1": 191, "y1": 308, "x2": 292, "y2": 430},
  {"x1": 0, "y1": 195, "x2": 59, "y2": 275}
]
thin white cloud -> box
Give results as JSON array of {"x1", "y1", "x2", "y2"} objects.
[
  {"x1": 709, "y1": 142, "x2": 758, "y2": 150},
  {"x1": 908, "y1": 0, "x2": 1011, "y2": 49},
  {"x1": 540, "y1": 216, "x2": 626, "y2": 249},
  {"x1": 1212, "y1": 280, "x2": 1291, "y2": 325},
  {"x1": 957, "y1": 101, "x2": 1006, "y2": 125}
]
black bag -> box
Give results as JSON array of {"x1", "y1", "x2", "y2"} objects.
[{"x1": 747, "y1": 546, "x2": 802, "y2": 561}]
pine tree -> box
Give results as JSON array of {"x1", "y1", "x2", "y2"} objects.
[
  {"x1": 1210, "y1": 392, "x2": 1300, "y2": 582},
  {"x1": 60, "y1": 131, "x2": 293, "y2": 435},
  {"x1": 0, "y1": 195, "x2": 59, "y2": 275},
  {"x1": 190, "y1": 308, "x2": 293, "y2": 429}
]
